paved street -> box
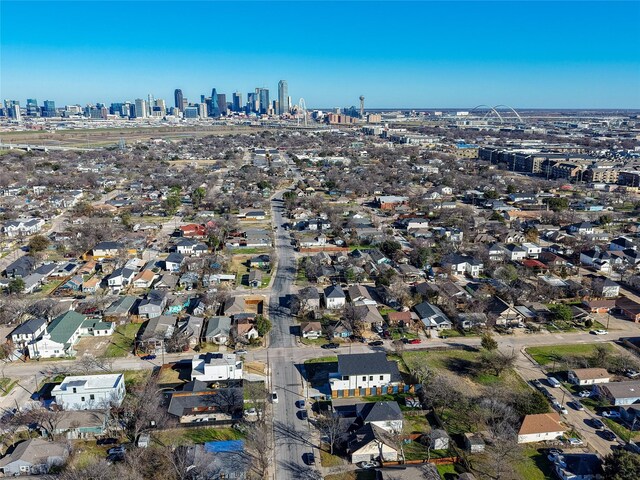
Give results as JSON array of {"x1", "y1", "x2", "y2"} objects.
[{"x1": 267, "y1": 187, "x2": 320, "y2": 480}]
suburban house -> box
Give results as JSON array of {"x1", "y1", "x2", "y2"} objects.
[
  {"x1": 597, "y1": 381, "x2": 640, "y2": 406},
  {"x1": 502, "y1": 244, "x2": 528, "y2": 262},
  {"x1": 386, "y1": 311, "x2": 413, "y2": 329},
  {"x1": 4, "y1": 256, "x2": 36, "y2": 278},
  {"x1": 354, "y1": 401, "x2": 403, "y2": 433},
  {"x1": 567, "y1": 368, "x2": 611, "y2": 386},
  {"x1": 44, "y1": 410, "x2": 108, "y2": 440},
  {"x1": 91, "y1": 241, "x2": 124, "y2": 258},
  {"x1": 166, "y1": 380, "x2": 243, "y2": 424},
  {"x1": 517, "y1": 412, "x2": 565, "y2": 444},
  {"x1": 137, "y1": 315, "x2": 177, "y2": 353},
  {"x1": 616, "y1": 296, "x2": 640, "y2": 323},
  {"x1": 324, "y1": 285, "x2": 346, "y2": 310},
  {"x1": 457, "y1": 313, "x2": 488, "y2": 330},
  {"x1": 203, "y1": 316, "x2": 231, "y2": 344},
  {"x1": 348, "y1": 285, "x2": 377, "y2": 306},
  {"x1": 191, "y1": 353, "x2": 243, "y2": 382},
  {"x1": 137, "y1": 290, "x2": 168, "y2": 319},
  {"x1": 414, "y1": 302, "x2": 453, "y2": 330},
  {"x1": 374, "y1": 195, "x2": 408, "y2": 210},
  {"x1": 27, "y1": 311, "x2": 86, "y2": 359},
  {"x1": 106, "y1": 267, "x2": 136, "y2": 290},
  {"x1": 593, "y1": 278, "x2": 620, "y2": 298},
  {"x1": 441, "y1": 254, "x2": 484, "y2": 278},
  {"x1": 164, "y1": 252, "x2": 185, "y2": 272},
  {"x1": 487, "y1": 297, "x2": 525, "y2": 327},
  {"x1": 347, "y1": 423, "x2": 399, "y2": 464},
  {"x1": 298, "y1": 286, "x2": 321, "y2": 311},
  {"x1": 1, "y1": 217, "x2": 45, "y2": 237},
  {"x1": 0, "y1": 438, "x2": 69, "y2": 476},
  {"x1": 223, "y1": 296, "x2": 247, "y2": 316},
  {"x1": 329, "y1": 353, "x2": 402, "y2": 398},
  {"x1": 9, "y1": 317, "x2": 47, "y2": 348},
  {"x1": 249, "y1": 254, "x2": 271, "y2": 269},
  {"x1": 300, "y1": 321, "x2": 323, "y2": 339},
  {"x1": 175, "y1": 239, "x2": 208, "y2": 256},
  {"x1": 133, "y1": 269, "x2": 156, "y2": 288},
  {"x1": 51, "y1": 373, "x2": 126, "y2": 410},
  {"x1": 104, "y1": 296, "x2": 137, "y2": 319},
  {"x1": 464, "y1": 433, "x2": 485, "y2": 453}
]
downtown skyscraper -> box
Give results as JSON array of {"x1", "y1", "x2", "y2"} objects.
[
  {"x1": 174, "y1": 89, "x2": 184, "y2": 112},
  {"x1": 278, "y1": 80, "x2": 289, "y2": 115}
]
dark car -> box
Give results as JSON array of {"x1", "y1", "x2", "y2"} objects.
[
  {"x1": 600, "y1": 430, "x2": 616, "y2": 441},
  {"x1": 591, "y1": 419, "x2": 605, "y2": 429},
  {"x1": 382, "y1": 331, "x2": 392, "y2": 339},
  {"x1": 303, "y1": 452, "x2": 315, "y2": 465},
  {"x1": 350, "y1": 335, "x2": 365, "y2": 343},
  {"x1": 97, "y1": 438, "x2": 118, "y2": 446},
  {"x1": 368, "y1": 340, "x2": 384, "y2": 347},
  {"x1": 531, "y1": 379, "x2": 543, "y2": 389},
  {"x1": 141, "y1": 354, "x2": 156, "y2": 360},
  {"x1": 107, "y1": 446, "x2": 126, "y2": 456},
  {"x1": 322, "y1": 343, "x2": 339, "y2": 349}
]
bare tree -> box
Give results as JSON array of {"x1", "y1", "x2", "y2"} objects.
[
  {"x1": 245, "y1": 420, "x2": 272, "y2": 478},
  {"x1": 12, "y1": 405, "x2": 65, "y2": 441},
  {"x1": 342, "y1": 303, "x2": 367, "y2": 337},
  {"x1": 316, "y1": 411, "x2": 348, "y2": 455},
  {"x1": 114, "y1": 373, "x2": 168, "y2": 442}
]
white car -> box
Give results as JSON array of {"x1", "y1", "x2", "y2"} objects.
[
  {"x1": 591, "y1": 329, "x2": 608, "y2": 335},
  {"x1": 568, "y1": 438, "x2": 584, "y2": 446},
  {"x1": 271, "y1": 392, "x2": 279, "y2": 404},
  {"x1": 578, "y1": 390, "x2": 591, "y2": 398}
]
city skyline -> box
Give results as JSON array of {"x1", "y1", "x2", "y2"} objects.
[{"x1": 1, "y1": 1, "x2": 639, "y2": 108}]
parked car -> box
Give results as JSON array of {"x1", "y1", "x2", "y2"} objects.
[
  {"x1": 358, "y1": 461, "x2": 379, "y2": 469},
  {"x1": 590, "y1": 329, "x2": 608, "y2": 335},
  {"x1": 271, "y1": 392, "x2": 279, "y2": 404},
  {"x1": 531, "y1": 379, "x2": 543, "y2": 389},
  {"x1": 140, "y1": 354, "x2": 156, "y2": 360},
  {"x1": 107, "y1": 446, "x2": 126, "y2": 456},
  {"x1": 244, "y1": 408, "x2": 257, "y2": 416},
  {"x1": 322, "y1": 342, "x2": 340, "y2": 349},
  {"x1": 553, "y1": 403, "x2": 568, "y2": 415},
  {"x1": 568, "y1": 438, "x2": 584, "y2": 446},
  {"x1": 382, "y1": 331, "x2": 392, "y2": 339},
  {"x1": 234, "y1": 349, "x2": 248, "y2": 355},
  {"x1": 625, "y1": 369, "x2": 640, "y2": 379},
  {"x1": 408, "y1": 339, "x2": 421, "y2": 344},
  {"x1": 547, "y1": 376, "x2": 561, "y2": 388},
  {"x1": 591, "y1": 419, "x2": 605, "y2": 429},
  {"x1": 600, "y1": 430, "x2": 617, "y2": 441},
  {"x1": 602, "y1": 410, "x2": 621, "y2": 419},
  {"x1": 578, "y1": 390, "x2": 591, "y2": 398},
  {"x1": 297, "y1": 400, "x2": 306, "y2": 409},
  {"x1": 567, "y1": 401, "x2": 583, "y2": 411},
  {"x1": 303, "y1": 452, "x2": 315, "y2": 465},
  {"x1": 368, "y1": 340, "x2": 384, "y2": 347}
]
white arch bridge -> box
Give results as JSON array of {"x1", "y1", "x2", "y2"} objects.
[{"x1": 469, "y1": 104, "x2": 523, "y2": 124}]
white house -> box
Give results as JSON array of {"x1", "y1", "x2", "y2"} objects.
[
  {"x1": 9, "y1": 318, "x2": 47, "y2": 347},
  {"x1": 324, "y1": 285, "x2": 346, "y2": 310},
  {"x1": 28, "y1": 311, "x2": 86, "y2": 359},
  {"x1": 329, "y1": 353, "x2": 401, "y2": 395},
  {"x1": 517, "y1": 413, "x2": 565, "y2": 444},
  {"x1": 568, "y1": 368, "x2": 611, "y2": 386},
  {"x1": 2, "y1": 217, "x2": 45, "y2": 237},
  {"x1": 107, "y1": 267, "x2": 136, "y2": 289},
  {"x1": 502, "y1": 244, "x2": 528, "y2": 261},
  {"x1": 191, "y1": 353, "x2": 243, "y2": 382},
  {"x1": 51, "y1": 373, "x2": 126, "y2": 410},
  {"x1": 348, "y1": 423, "x2": 399, "y2": 464},
  {"x1": 522, "y1": 242, "x2": 542, "y2": 259}
]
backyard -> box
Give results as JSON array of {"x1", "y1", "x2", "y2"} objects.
[
  {"x1": 103, "y1": 322, "x2": 142, "y2": 358},
  {"x1": 526, "y1": 343, "x2": 613, "y2": 367}
]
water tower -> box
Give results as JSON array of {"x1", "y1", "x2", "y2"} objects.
[{"x1": 359, "y1": 95, "x2": 365, "y2": 118}]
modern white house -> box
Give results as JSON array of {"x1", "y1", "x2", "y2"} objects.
[
  {"x1": 522, "y1": 242, "x2": 542, "y2": 259},
  {"x1": 27, "y1": 311, "x2": 86, "y2": 359},
  {"x1": 517, "y1": 413, "x2": 565, "y2": 444},
  {"x1": 9, "y1": 318, "x2": 47, "y2": 348},
  {"x1": 324, "y1": 285, "x2": 346, "y2": 310},
  {"x1": 1, "y1": 217, "x2": 45, "y2": 238},
  {"x1": 191, "y1": 353, "x2": 243, "y2": 382},
  {"x1": 329, "y1": 353, "x2": 401, "y2": 397},
  {"x1": 51, "y1": 373, "x2": 126, "y2": 410}
]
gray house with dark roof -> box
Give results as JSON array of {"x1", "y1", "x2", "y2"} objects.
[
  {"x1": 354, "y1": 401, "x2": 403, "y2": 432},
  {"x1": 166, "y1": 380, "x2": 243, "y2": 424},
  {"x1": 9, "y1": 317, "x2": 47, "y2": 347},
  {"x1": 414, "y1": 302, "x2": 452, "y2": 330}
]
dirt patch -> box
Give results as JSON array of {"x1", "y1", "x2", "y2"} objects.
[{"x1": 75, "y1": 336, "x2": 110, "y2": 356}]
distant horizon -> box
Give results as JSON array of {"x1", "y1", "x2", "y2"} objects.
[{"x1": 2, "y1": 1, "x2": 639, "y2": 109}]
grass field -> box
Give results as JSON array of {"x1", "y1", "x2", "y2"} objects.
[
  {"x1": 305, "y1": 356, "x2": 338, "y2": 364},
  {"x1": 103, "y1": 323, "x2": 142, "y2": 358},
  {"x1": 437, "y1": 463, "x2": 458, "y2": 479},
  {"x1": 514, "y1": 447, "x2": 555, "y2": 480},
  {"x1": 0, "y1": 378, "x2": 18, "y2": 396},
  {"x1": 526, "y1": 343, "x2": 613, "y2": 367}
]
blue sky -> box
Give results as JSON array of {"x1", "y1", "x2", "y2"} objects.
[{"x1": 1, "y1": 1, "x2": 639, "y2": 108}]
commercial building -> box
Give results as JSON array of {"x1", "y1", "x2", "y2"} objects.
[{"x1": 278, "y1": 80, "x2": 289, "y2": 114}]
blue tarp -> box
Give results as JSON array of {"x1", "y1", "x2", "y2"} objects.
[{"x1": 203, "y1": 440, "x2": 244, "y2": 453}]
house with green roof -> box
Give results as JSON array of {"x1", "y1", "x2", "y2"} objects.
[{"x1": 27, "y1": 310, "x2": 117, "y2": 359}]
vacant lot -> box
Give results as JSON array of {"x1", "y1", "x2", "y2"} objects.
[
  {"x1": 104, "y1": 323, "x2": 142, "y2": 358},
  {"x1": 526, "y1": 343, "x2": 613, "y2": 367}
]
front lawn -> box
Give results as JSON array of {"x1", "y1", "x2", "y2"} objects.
[
  {"x1": 154, "y1": 427, "x2": 244, "y2": 446},
  {"x1": 526, "y1": 343, "x2": 613, "y2": 367},
  {"x1": 320, "y1": 448, "x2": 346, "y2": 467},
  {"x1": 305, "y1": 356, "x2": 338, "y2": 364},
  {"x1": 514, "y1": 446, "x2": 556, "y2": 480},
  {"x1": 103, "y1": 323, "x2": 142, "y2": 358}
]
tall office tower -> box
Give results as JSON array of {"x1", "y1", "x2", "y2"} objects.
[
  {"x1": 110, "y1": 103, "x2": 123, "y2": 116},
  {"x1": 217, "y1": 94, "x2": 227, "y2": 115},
  {"x1": 122, "y1": 103, "x2": 131, "y2": 118},
  {"x1": 155, "y1": 99, "x2": 166, "y2": 116},
  {"x1": 278, "y1": 80, "x2": 288, "y2": 114},
  {"x1": 42, "y1": 100, "x2": 56, "y2": 117},
  {"x1": 26, "y1": 99, "x2": 39, "y2": 116},
  {"x1": 147, "y1": 94, "x2": 154, "y2": 115},
  {"x1": 209, "y1": 88, "x2": 221, "y2": 117},
  {"x1": 257, "y1": 88, "x2": 269, "y2": 114},
  {"x1": 232, "y1": 92, "x2": 242, "y2": 112},
  {"x1": 246, "y1": 92, "x2": 257, "y2": 114},
  {"x1": 134, "y1": 99, "x2": 147, "y2": 118},
  {"x1": 11, "y1": 104, "x2": 22, "y2": 121},
  {"x1": 197, "y1": 103, "x2": 207, "y2": 119},
  {"x1": 174, "y1": 89, "x2": 184, "y2": 111}
]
